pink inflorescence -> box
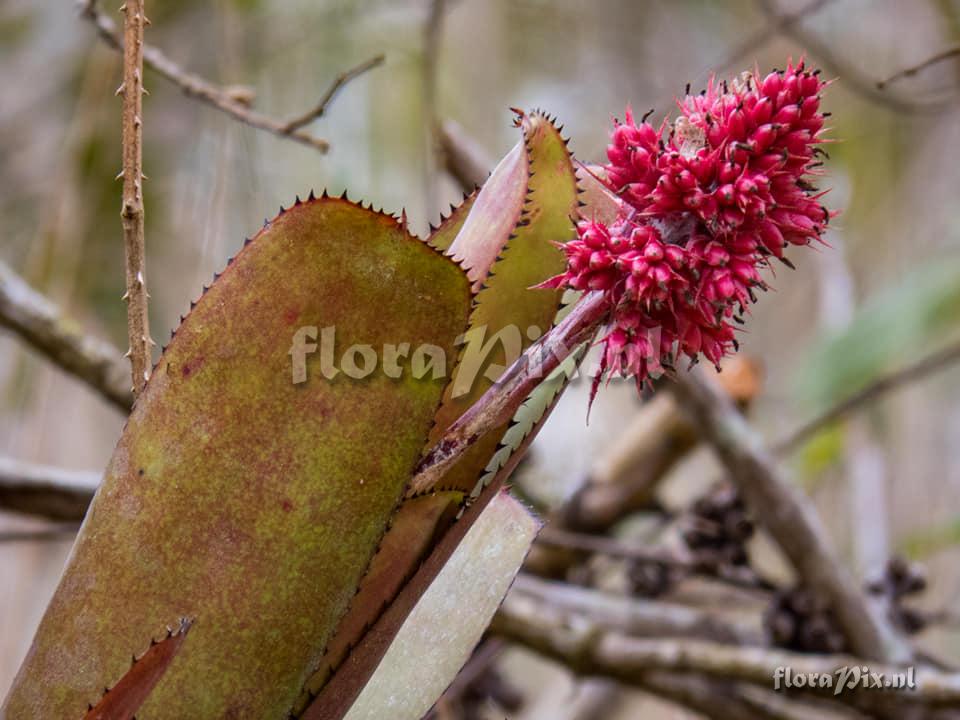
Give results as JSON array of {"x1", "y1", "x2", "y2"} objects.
[{"x1": 545, "y1": 59, "x2": 832, "y2": 390}]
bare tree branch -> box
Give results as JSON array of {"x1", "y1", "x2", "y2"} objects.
[
  {"x1": 423, "y1": 639, "x2": 506, "y2": 719},
  {"x1": 670, "y1": 370, "x2": 914, "y2": 664},
  {"x1": 118, "y1": 0, "x2": 152, "y2": 397},
  {"x1": 492, "y1": 591, "x2": 960, "y2": 706},
  {"x1": 78, "y1": 1, "x2": 382, "y2": 153},
  {"x1": 0, "y1": 525, "x2": 80, "y2": 544},
  {"x1": 878, "y1": 47, "x2": 960, "y2": 89},
  {"x1": 775, "y1": 339, "x2": 960, "y2": 455},
  {"x1": 280, "y1": 54, "x2": 385, "y2": 132},
  {"x1": 712, "y1": 0, "x2": 835, "y2": 84},
  {"x1": 535, "y1": 526, "x2": 696, "y2": 569},
  {"x1": 512, "y1": 574, "x2": 763, "y2": 645},
  {"x1": 754, "y1": 0, "x2": 955, "y2": 114},
  {"x1": 437, "y1": 119, "x2": 491, "y2": 193},
  {"x1": 0, "y1": 457, "x2": 98, "y2": 521},
  {"x1": 637, "y1": 671, "x2": 857, "y2": 720},
  {"x1": 0, "y1": 260, "x2": 132, "y2": 411}
]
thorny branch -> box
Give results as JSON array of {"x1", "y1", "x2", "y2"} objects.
[
  {"x1": 78, "y1": 0, "x2": 382, "y2": 154},
  {"x1": 119, "y1": 0, "x2": 152, "y2": 397},
  {"x1": 0, "y1": 260, "x2": 132, "y2": 411}
]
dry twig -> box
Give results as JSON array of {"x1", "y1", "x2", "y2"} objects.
[
  {"x1": 671, "y1": 370, "x2": 913, "y2": 664},
  {"x1": 775, "y1": 339, "x2": 960, "y2": 454},
  {"x1": 118, "y1": 0, "x2": 152, "y2": 396},
  {"x1": 535, "y1": 526, "x2": 695, "y2": 569},
  {"x1": 526, "y1": 359, "x2": 761, "y2": 577},
  {"x1": 437, "y1": 119, "x2": 491, "y2": 193},
  {"x1": 0, "y1": 525, "x2": 80, "y2": 544},
  {"x1": 0, "y1": 260, "x2": 132, "y2": 411},
  {"x1": 0, "y1": 457, "x2": 98, "y2": 521},
  {"x1": 492, "y1": 590, "x2": 960, "y2": 706},
  {"x1": 281, "y1": 55, "x2": 385, "y2": 132},
  {"x1": 754, "y1": 0, "x2": 954, "y2": 114},
  {"x1": 636, "y1": 671, "x2": 851, "y2": 720},
  {"x1": 512, "y1": 574, "x2": 762, "y2": 645},
  {"x1": 78, "y1": 0, "x2": 382, "y2": 153},
  {"x1": 878, "y1": 47, "x2": 960, "y2": 89}
]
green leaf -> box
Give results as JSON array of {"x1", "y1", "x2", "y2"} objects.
[
  {"x1": 797, "y1": 423, "x2": 847, "y2": 484},
  {"x1": 3, "y1": 197, "x2": 472, "y2": 720},
  {"x1": 299, "y1": 111, "x2": 581, "y2": 719},
  {"x1": 423, "y1": 110, "x2": 580, "y2": 496},
  {"x1": 426, "y1": 191, "x2": 478, "y2": 254},
  {"x1": 797, "y1": 259, "x2": 960, "y2": 411},
  {"x1": 899, "y1": 517, "x2": 960, "y2": 560}
]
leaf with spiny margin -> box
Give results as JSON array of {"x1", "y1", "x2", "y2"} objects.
[
  {"x1": 426, "y1": 191, "x2": 478, "y2": 253},
  {"x1": 83, "y1": 619, "x2": 192, "y2": 720},
  {"x1": 418, "y1": 110, "x2": 580, "y2": 496},
  {"x1": 575, "y1": 160, "x2": 622, "y2": 224},
  {"x1": 446, "y1": 140, "x2": 529, "y2": 291},
  {"x1": 298, "y1": 111, "x2": 580, "y2": 720},
  {"x1": 303, "y1": 320, "x2": 584, "y2": 720},
  {"x1": 291, "y1": 121, "x2": 531, "y2": 718},
  {"x1": 289, "y1": 492, "x2": 462, "y2": 716},
  {"x1": 2, "y1": 197, "x2": 472, "y2": 720},
  {"x1": 342, "y1": 492, "x2": 540, "y2": 720}
]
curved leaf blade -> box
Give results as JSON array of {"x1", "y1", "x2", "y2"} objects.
[{"x1": 3, "y1": 197, "x2": 472, "y2": 720}]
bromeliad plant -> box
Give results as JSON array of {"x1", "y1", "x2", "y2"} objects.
[{"x1": 3, "y1": 60, "x2": 830, "y2": 720}]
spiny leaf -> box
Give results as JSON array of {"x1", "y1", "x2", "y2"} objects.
[
  {"x1": 425, "y1": 191, "x2": 478, "y2": 254},
  {"x1": 446, "y1": 141, "x2": 529, "y2": 291},
  {"x1": 289, "y1": 122, "x2": 535, "y2": 718},
  {"x1": 83, "y1": 619, "x2": 192, "y2": 720},
  {"x1": 3, "y1": 197, "x2": 472, "y2": 720},
  {"x1": 300, "y1": 111, "x2": 581, "y2": 720},
  {"x1": 290, "y1": 492, "x2": 461, "y2": 716},
  {"x1": 341, "y1": 492, "x2": 540, "y2": 720},
  {"x1": 574, "y1": 160, "x2": 621, "y2": 224},
  {"x1": 416, "y1": 110, "x2": 580, "y2": 496},
  {"x1": 303, "y1": 324, "x2": 581, "y2": 720}
]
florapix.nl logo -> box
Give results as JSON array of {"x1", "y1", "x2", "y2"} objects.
[{"x1": 288, "y1": 323, "x2": 667, "y2": 397}]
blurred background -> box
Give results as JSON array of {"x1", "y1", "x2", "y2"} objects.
[{"x1": 2, "y1": 0, "x2": 960, "y2": 717}]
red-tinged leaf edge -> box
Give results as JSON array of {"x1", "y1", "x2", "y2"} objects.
[
  {"x1": 299, "y1": 343, "x2": 588, "y2": 720},
  {"x1": 82, "y1": 618, "x2": 193, "y2": 720}
]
